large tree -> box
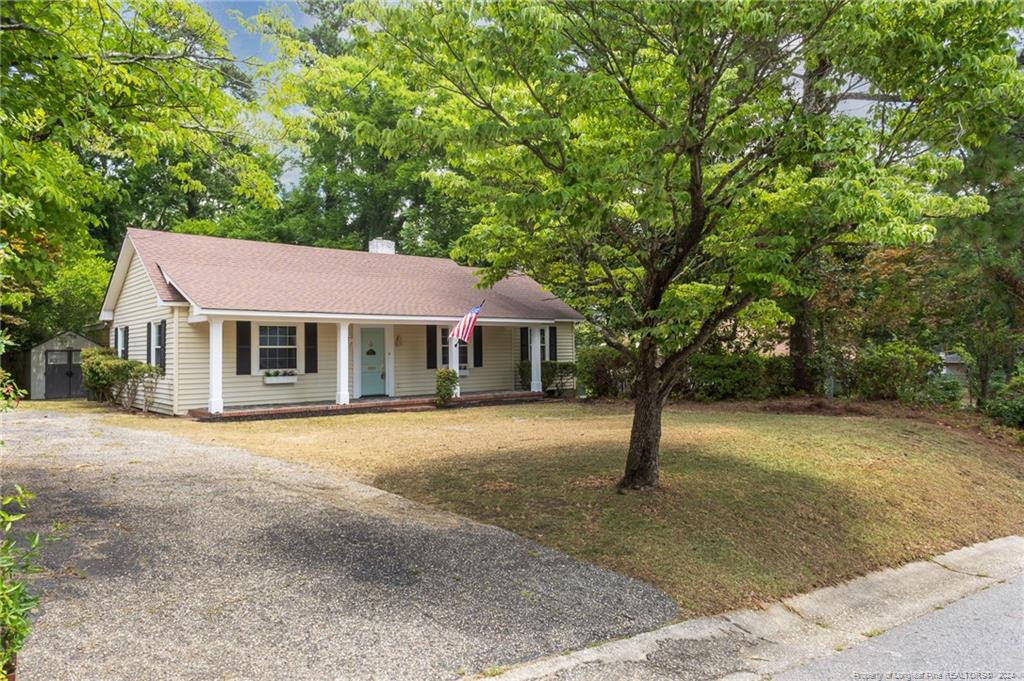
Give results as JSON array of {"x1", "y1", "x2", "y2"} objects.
[
  {"x1": 0, "y1": 0, "x2": 277, "y2": 312},
  {"x1": 344, "y1": 0, "x2": 1023, "y2": 489},
  {"x1": 250, "y1": 0, "x2": 475, "y2": 254}
]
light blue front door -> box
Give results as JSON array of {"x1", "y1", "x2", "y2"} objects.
[{"x1": 360, "y1": 328, "x2": 386, "y2": 396}]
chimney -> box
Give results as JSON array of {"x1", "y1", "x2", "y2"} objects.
[{"x1": 368, "y1": 237, "x2": 396, "y2": 254}]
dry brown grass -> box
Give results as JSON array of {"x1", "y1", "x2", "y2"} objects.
[{"x1": 38, "y1": 398, "x2": 1024, "y2": 617}]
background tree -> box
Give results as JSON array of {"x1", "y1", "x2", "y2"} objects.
[
  {"x1": 252, "y1": 0, "x2": 475, "y2": 254},
  {"x1": 0, "y1": 0, "x2": 278, "y2": 315},
  {"x1": 347, "y1": 0, "x2": 1023, "y2": 488}
]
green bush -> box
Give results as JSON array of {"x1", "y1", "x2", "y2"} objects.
[
  {"x1": 81, "y1": 347, "x2": 162, "y2": 410},
  {"x1": 435, "y1": 368, "x2": 459, "y2": 407},
  {"x1": 851, "y1": 341, "x2": 942, "y2": 402},
  {"x1": 919, "y1": 376, "x2": 966, "y2": 407},
  {"x1": 516, "y1": 360, "x2": 577, "y2": 395},
  {"x1": 575, "y1": 346, "x2": 631, "y2": 398},
  {"x1": 676, "y1": 352, "x2": 795, "y2": 401},
  {"x1": 0, "y1": 486, "x2": 46, "y2": 676},
  {"x1": 984, "y1": 376, "x2": 1024, "y2": 428}
]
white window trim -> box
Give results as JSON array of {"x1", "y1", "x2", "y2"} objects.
[
  {"x1": 149, "y1": 321, "x2": 165, "y2": 366},
  {"x1": 115, "y1": 325, "x2": 129, "y2": 359},
  {"x1": 252, "y1": 323, "x2": 305, "y2": 375},
  {"x1": 529, "y1": 327, "x2": 552, "y2": 362},
  {"x1": 439, "y1": 326, "x2": 471, "y2": 376}
]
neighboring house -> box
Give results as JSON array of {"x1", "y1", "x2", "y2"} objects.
[
  {"x1": 939, "y1": 351, "x2": 968, "y2": 384},
  {"x1": 29, "y1": 331, "x2": 99, "y2": 400},
  {"x1": 100, "y1": 229, "x2": 582, "y2": 416}
]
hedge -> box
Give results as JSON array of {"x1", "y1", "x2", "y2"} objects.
[
  {"x1": 984, "y1": 376, "x2": 1024, "y2": 428},
  {"x1": 81, "y1": 347, "x2": 162, "y2": 411},
  {"x1": 516, "y1": 360, "x2": 576, "y2": 395}
]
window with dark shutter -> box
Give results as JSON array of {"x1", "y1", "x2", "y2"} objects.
[
  {"x1": 304, "y1": 323, "x2": 318, "y2": 373},
  {"x1": 236, "y1": 321, "x2": 251, "y2": 375},
  {"x1": 520, "y1": 327, "x2": 529, "y2": 361},
  {"x1": 548, "y1": 326, "x2": 558, "y2": 361},
  {"x1": 147, "y1": 322, "x2": 152, "y2": 365},
  {"x1": 122, "y1": 327, "x2": 129, "y2": 359},
  {"x1": 473, "y1": 326, "x2": 483, "y2": 367},
  {"x1": 158, "y1": 320, "x2": 167, "y2": 370},
  {"x1": 426, "y1": 325, "x2": 437, "y2": 369}
]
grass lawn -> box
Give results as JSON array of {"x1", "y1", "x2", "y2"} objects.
[{"x1": 31, "y1": 399, "x2": 1024, "y2": 617}]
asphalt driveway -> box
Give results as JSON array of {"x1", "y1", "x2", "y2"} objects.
[{"x1": 2, "y1": 407, "x2": 675, "y2": 680}]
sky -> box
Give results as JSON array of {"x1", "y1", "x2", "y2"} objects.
[
  {"x1": 198, "y1": 1, "x2": 312, "y2": 64},
  {"x1": 199, "y1": 1, "x2": 314, "y2": 189}
]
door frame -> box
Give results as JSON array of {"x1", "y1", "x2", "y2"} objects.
[{"x1": 353, "y1": 325, "x2": 394, "y2": 399}]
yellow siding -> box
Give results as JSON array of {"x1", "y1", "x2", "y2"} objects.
[
  {"x1": 176, "y1": 314, "x2": 208, "y2": 414},
  {"x1": 555, "y1": 322, "x2": 576, "y2": 364},
  {"x1": 175, "y1": 319, "x2": 576, "y2": 412},
  {"x1": 222, "y1": 321, "x2": 338, "y2": 407},
  {"x1": 460, "y1": 326, "x2": 519, "y2": 393},
  {"x1": 393, "y1": 324, "x2": 435, "y2": 396},
  {"x1": 109, "y1": 253, "x2": 176, "y2": 414}
]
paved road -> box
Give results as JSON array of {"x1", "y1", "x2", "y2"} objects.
[
  {"x1": 777, "y1": 574, "x2": 1024, "y2": 681},
  {"x1": 2, "y1": 408, "x2": 676, "y2": 680}
]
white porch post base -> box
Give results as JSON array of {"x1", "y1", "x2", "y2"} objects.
[
  {"x1": 530, "y1": 325, "x2": 543, "y2": 392},
  {"x1": 336, "y1": 322, "x2": 350, "y2": 404},
  {"x1": 449, "y1": 336, "x2": 460, "y2": 397},
  {"x1": 208, "y1": 318, "x2": 224, "y2": 414}
]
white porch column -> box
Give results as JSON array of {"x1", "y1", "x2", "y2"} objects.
[
  {"x1": 336, "y1": 322, "x2": 350, "y2": 404},
  {"x1": 449, "y1": 335, "x2": 461, "y2": 397},
  {"x1": 530, "y1": 325, "x2": 543, "y2": 392},
  {"x1": 208, "y1": 318, "x2": 224, "y2": 414}
]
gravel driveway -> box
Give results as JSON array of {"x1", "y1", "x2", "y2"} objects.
[{"x1": 2, "y1": 408, "x2": 675, "y2": 680}]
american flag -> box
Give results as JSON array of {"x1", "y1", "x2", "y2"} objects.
[{"x1": 449, "y1": 305, "x2": 482, "y2": 343}]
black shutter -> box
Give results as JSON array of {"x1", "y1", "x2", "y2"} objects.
[
  {"x1": 426, "y1": 325, "x2": 437, "y2": 369},
  {"x1": 473, "y1": 326, "x2": 483, "y2": 367},
  {"x1": 236, "y1": 321, "x2": 251, "y2": 375},
  {"x1": 548, "y1": 326, "x2": 558, "y2": 361},
  {"x1": 147, "y1": 322, "x2": 152, "y2": 365},
  {"x1": 122, "y1": 327, "x2": 129, "y2": 359},
  {"x1": 158, "y1": 320, "x2": 167, "y2": 370},
  {"x1": 304, "y1": 323, "x2": 318, "y2": 373},
  {"x1": 520, "y1": 327, "x2": 529, "y2": 361}
]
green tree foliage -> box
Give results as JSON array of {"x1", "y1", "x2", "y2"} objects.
[
  {"x1": 0, "y1": 0, "x2": 278, "y2": 310},
  {"x1": 346, "y1": 0, "x2": 1023, "y2": 487},
  {"x1": 247, "y1": 0, "x2": 474, "y2": 255},
  {"x1": 16, "y1": 252, "x2": 110, "y2": 346}
]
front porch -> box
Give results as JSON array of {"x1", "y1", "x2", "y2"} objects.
[
  {"x1": 189, "y1": 317, "x2": 570, "y2": 416},
  {"x1": 188, "y1": 390, "x2": 545, "y2": 422}
]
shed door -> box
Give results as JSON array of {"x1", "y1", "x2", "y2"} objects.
[{"x1": 44, "y1": 350, "x2": 85, "y2": 399}]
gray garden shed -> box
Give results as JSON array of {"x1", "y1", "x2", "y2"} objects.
[{"x1": 30, "y1": 332, "x2": 99, "y2": 400}]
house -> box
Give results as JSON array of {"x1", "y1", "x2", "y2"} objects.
[
  {"x1": 29, "y1": 331, "x2": 99, "y2": 400},
  {"x1": 99, "y1": 229, "x2": 582, "y2": 416}
]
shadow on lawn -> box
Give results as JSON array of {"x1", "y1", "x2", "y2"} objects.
[{"x1": 374, "y1": 441, "x2": 900, "y2": 615}]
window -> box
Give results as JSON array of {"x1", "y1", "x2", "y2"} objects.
[
  {"x1": 259, "y1": 325, "x2": 297, "y2": 370},
  {"x1": 150, "y1": 321, "x2": 164, "y2": 367},
  {"x1": 440, "y1": 328, "x2": 469, "y2": 370},
  {"x1": 539, "y1": 328, "x2": 547, "y2": 361},
  {"x1": 118, "y1": 326, "x2": 129, "y2": 359}
]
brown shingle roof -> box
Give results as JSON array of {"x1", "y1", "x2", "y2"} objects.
[{"x1": 127, "y1": 228, "x2": 582, "y2": 321}]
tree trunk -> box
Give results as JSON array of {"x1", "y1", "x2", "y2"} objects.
[
  {"x1": 789, "y1": 297, "x2": 815, "y2": 393},
  {"x1": 618, "y1": 360, "x2": 664, "y2": 490},
  {"x1": 977, "y1": 355, "x2": 991, "y2": 406}
]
